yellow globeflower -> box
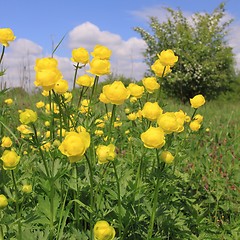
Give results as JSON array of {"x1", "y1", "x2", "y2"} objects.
[
  {"x1": 4, "y1": 98, "x2": 13, "y2": 105},
  {"x1": 127, "y1": 112, "x2": 138, "y2": 121},
  {"x1": 127, "y1": 83, "x2": 144, "y2": 98},
  {"x1": 99, "y1": 93, "x2": 110, "y2": 104},
  {"x1": 89, "y1": 58, "x2": 111, "y2": 76},
  {"x1": 157, "y1": 112, "x2": 182, "y2": 134},
  {"x1": 194, "y1": 114, "x2": 204, "y2": 124},
  {"x1": 189, "y1": 120, "x2": 201, "y2": 132},
  {"x1": 58, "y1": 131, "x2": 90, "y2": 163},
  {"x1": 17, "y1": 124, "x2": 33, "y2": 135},
  {"x1": 141, "y1": 102, "x2": 163, "y2": 121},
  {"x1": 160, "y1": 151, "x2": 174, "y2": 164},
  {"x1": 96, "y1": 144, "x2": 116, "y2": 164},
  {"x1": 63, "y1": 92, "x2": 73, "y2": 103},
  {"x1": 91, "y1": 45, "x2": 112, "y2": 60},
  {"x1": 19, "y1": 109, "x2": 37, "y2": 125},
  {"x1": 141, "y1": 126, "x2": 165, "y2": 149},
  {"x1": 76, "y1": 74, "x2": 94, "y2": 87},
  {"x1": 0, "y1": 28, "x2": 16, "y2": 47},
  {"x1": 22, "y1": 184, "x2": 32, "y2": 194},
  {"x1": 157, "y1": 49, "x2": 178, "y2": 67},
  {"x1": 34, "y1": 57, "x2": 58, "y2": 71},
  {"x1": 1, "y1": 150, "x2": 20, "y2": 170},
  {"x1": 0, "y1": 194, "x2": 8, "y2": 209},
  {"x1": 102, "y1": 81, "x2": 130, "y2": 105},
  {"x1": 36, "y1": 101, "x2": 45, "y2": 108},
  {"x1": 71, "y1": 47, "x2": 89, "y2": 64},
  {"x1": 1, "y1": 136, "x2": 12, "y2": 148},
  {"x1": 142, "y1": 77, "x2": 160, "y2": 93},
  {"x1": 54, "y1": 79, "x2": 69, "y2": 94},
  {"x1": 151, "y1": 59, "x2": 171, "y2": 77},
  {"x1": 93, "y1": 220, "x2": 116, "y2": 240},
  {"x1": 190, "y1": 94, "x2": 205, "y2": 109}
]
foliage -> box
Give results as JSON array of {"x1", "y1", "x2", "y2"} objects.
[{"x1": 134, "y1": 3, "x2": 236, "y2": 102}]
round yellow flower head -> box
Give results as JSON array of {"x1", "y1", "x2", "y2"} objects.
[
  {"x1": 63, "y1": 92, "x2": 73, "y2": 103},
  {"x1": 194, "y1": 114, "x2": 204, "y2": 124},
  {"x1": 0, "y1": 28, "x2": 16, "y2": 47},
  {"x1": 96, "y1": 144, "x2": 116, "y2": 164},
  {"x1": 141, "y1": 102, "x2": 163, "y2": 121},
  {"x1": 189, "y1": 120, "x2": 201, "y2": 132},
  {"x1": 22, "y1": 184, "x2": 32, "y2": 194},
  {"x1": 157, "y1": 49, "x2": 178, "y2": 67},
  {"x1": 17, "y1": 124, "x2": 33, "y2": 135},
  {"x1": 89, "y1": 58, "x2": 111, "y2": 76},
  {"x1": 71, "y1": 47, "x2": 89, "y2": 64},
  {"x1": 36, "y1": 101, "x2": 45, "y2": 109},
  {"x1": 95, "y1": 119, "x2": 105, "y2": 128},
  {"x1": 58, "y1": 131, "x2": 90, "y2": 163},
  {"x1": 127, "y1": 112, "x2": 138, "y2": 121},
  {"x1": 102, "y1": 81, "x2": 130, "y2": 105},
  {"x1": 1, "y1": 150, "x2": 20, "y2": 170},
  {"x1": 91, "y1": 45, "x2": 112, "y2": 60},
  {"x1": 0, "y1": 194, "x2": 8, "y2": 209},
  {"x1": 19, "y1": 109, "x2": 37, "y2": 125},
  {"x1": 4, "y1": 98, "x2": 13, "y2": 105},
  {"x1": 142, "y1": 77, "x2": 160, "y2": 93},
  {"x1": 1, "y1": 136, "x2": 12, "y2": 148},
  {"x1": 160, "y1": 151, "x2": 174, "y2": 164},
  {"x1": 127, "y1": 83, "x2": 144, "y2": 98},
  {"x1": 34, "y1": 57, "x2": 58, "y2": 71},
  {"x1": 151, "y1": 59, "x2": 171, "y2": 77},
  {"x1": 93, "y1": 220, "x2": 116, "y2": 240},
  {"x1": 95, "y1": 130, "x2": 104, "y2": 136},
  {"x1": 190, "y1": 94, "x2": 205, "y2": 109},
  {"x1": 54, "y1": 79, "x2": 69, "y2": 94},
  {"x1": 141, "y1": 126, "x2": 165, "y2": 149},
  {"x1": 157, "y1": 112, "x2": 182, "y2": 134},
  {"x1": 130, "y1": 96, "x2": 138, "y2": 103},
  {"x1": 76, "y1": 74, "x2": 94, "y2": 87}
]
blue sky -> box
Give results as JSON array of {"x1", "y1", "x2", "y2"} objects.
[{"x1": 1, "y1": 0, "x2": 240, "y2": 89}]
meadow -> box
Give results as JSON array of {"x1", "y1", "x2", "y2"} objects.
[{"x1": 0, "y1": 30, "x2": 240, "y2": 240}]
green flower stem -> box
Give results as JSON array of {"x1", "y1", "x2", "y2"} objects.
[
  {"x1": 191, "y1": 108, "x2": 198, "y2": 120},
  {"x1": 77, "y1": 86, "x2": 85, "y2": 108},
  {"x1": 49, "y1": 178, "x2": 55, "y2": 240},
  {"x1": 0, "y1": 223, "x2": 4, "y2": 240},
  {"x1": 73, "y1": 163, "x2": 80, "y2": 228},
  {"x1": 0, "y1": 45, "x2": 5, "y2": 65},
  {"x1": 84, "y1": 153, "x2": 94, "y2": 240},
  {"x1": 109, "y1": 104, "x2": 116, "y2": 134},
  {"x1": 156, "y1": 66, "x2": 166, "y2": 102},
  {"x1": 90, "y1": 75, "x2": 99, "y2": 101},
  {"x1": 112, "y1": 161, "x2": 122, "y2": 238},
  {"x1": 11, "y1": 170, "x2": 22, "y2": 240},
  {"x1": 147, "y1": 149, "x2": 165, "y2": 239},
  {"x1": 31, "y1": 123, "x2": 50, "y2": 178},
  {"x1": 72, "y1": 62, "x2": 80, "y2": 91}
]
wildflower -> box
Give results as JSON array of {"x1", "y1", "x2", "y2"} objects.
[
  {"x1": 157, "y1": 49, "x2": 178, "y2": 67},
  {"x1": 190, "y1": 94, "x2": 205, "y2": 109},
  {"x1": 95, "y1": 119, "x2": 105, "y2": 128},
  {"x1": 151, "y1": 59, "x2": 172, "y2": 77},
  {"x1": 91, "y1": 45, "x2": 112, "y2": 60},
  {"x1": 34, "y1": 57, "x2": 58, "y2": 71},
  {"x1": 89, "y1": 58, "x2": 111, "y2": 76},
  {"x1": 127, "y1": 112, "x2": 138, "y2": 121},
  {"x1": 141, "y1": 126, "x2": 165, "y2": 149},
  {"x1": 160, "y1": 151, "x2": 174, "y2": 164},
  {"x1": 71, "y1": 47, "x2": 89, "y2": 64},
  {"x1": 96, "y1": 144, "x2": 116, "y2": 164},
  {"x1": 4, "y1": 98, "x2": 13, "y2": 105},
  {"x1": 102, "y1": 81, "x2": 130, "y2": 105},
  {"x1": 58, "y1": 131, "x2": 90, "y2": 163},
  {"x1": 42, "y1": 90, "x2": 50, "y2": 97},
  {"x1": 63, "y1": 92, "x2": 72, "y2": 103},
  {"x1": 76, "y1": 74, "x2": 94, "y2": 87},
  {"x1": 142, "y1": 77, "x2": 160, "y2": 93},
  {"x1": 79, "y1": 99, "x2": 90, "y2": 114},
  {"x1": 1, "y1": 136, "x2": 12, "y2": 148},
  {"x1": 130, "y1": 96, "x2": 138, "y2": 103},
  {"x1": 157, "y1": 112, "x2": 183, "y2": 134},
  {"x1": 22, "y1": 184, "x2": 32, "y2": 193},
  {"x1": 93, "y1": 220, "x2": 116, "y2": 240},
  {"x1": 99, "y1": 93, "x2": 110, "y2": 104},
  {"x1": 194, "y1": 114, "x2": 204, "y2": 124},
  {"x1": 0, "y1": 28, "x2": 16, "y2": 46},
  {"x1": 36, "y1": 101, "x2": 45, "y2": 108},
  {"x1": 127, "y1": 83, "x2": 144, "y2": 98},
  {"x1": 1, "y1": 150, "x2": 20, "y2": 170},
  {"x1": 54, "y1": 79, "x2": 69, "y2": 94},
  {"x1": 0, "y1": 194, "x2": 8, "y2": 209},
  {"x1": 95, "y1": 130, "x2": 104, "y2": 136},
  {"x1": 141, "y1": 102, "x2": 163, "y2": 121},
  {"x1": 114, "y1": 121, "x2": 122, "y2": 128},
  {"x1": 19, "y1": 109, "x2": 37, "y2": 125},
  {"x1": 189, "y1": 120, "x2": 201, "y2": 132},
  {"x1": 17, "y1": 124, "x2": 33, "y2": 135}
]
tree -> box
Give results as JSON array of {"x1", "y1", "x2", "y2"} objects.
[{"x1": 134, "y1": 3, "x2": 236, "y2": 102}]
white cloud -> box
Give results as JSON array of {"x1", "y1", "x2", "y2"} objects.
[{"x1": 68, "y1": 21, "x2": 147, "y2": 80}]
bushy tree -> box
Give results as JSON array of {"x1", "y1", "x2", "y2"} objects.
[{"x1": 134, "y1": 3, "x2": 236, "y2": 102}]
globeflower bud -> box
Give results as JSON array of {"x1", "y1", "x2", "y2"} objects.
[
  {"x1": 160, "y1": 151, "x2": 174, "y2": 164},
  {"x1": 1, "y1": 150, "x2": 20, "y2": 170},
  {"x1": 96, "y1": 144, "x2": 116, "y2": 164},
  {"x1": 93, "y1": 220, "x2": 116, "y2": 240},
  {"x1": 1, "y1": 136, "x2": 12, "y2": 148},
  {"x1": 22, "y1": 184, "x2": 32, "y2": 194},
  {"x1": 19, "y1": 109, "x2": 37, "y2": 125},
  {"x1": 157, "y1": 49, "x2": 178, "y2": 67},
  {"x1": 0, "y1": 28, "x2": 16, "y2": 47},
  {"x1": 142, "y1": 77, "x2": 160, "y2": 93},
  {"x1": 0, "y1": 194, "x2": 8, "y2": 209},
  {"x1": 190, "y1": 94, "x2": 205, "y2": 109}
]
